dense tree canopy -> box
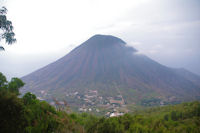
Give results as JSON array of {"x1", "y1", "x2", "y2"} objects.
[
  {"x1": 0, "y1": 72, "x2": 84, "y2": 133},
  {"x1": 0, "y1": 72, "x2": 24, "y2": 95},
  {"x1": 0, "y1": 6, "x2": 16, "y2": 50},
  {"x1": 0, "y1": 72, "x2": 200, "y2": 133}
]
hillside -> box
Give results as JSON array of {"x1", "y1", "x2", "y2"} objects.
[
  {"x1": 1, "y1": 77, "x2": 200, "y2": 133},
  {"x1": 82, "y1": 101, "x2": 200, "y2": 133},
  {"x1": 22, "y1": 35, "x2": 200, "y2": 113}
]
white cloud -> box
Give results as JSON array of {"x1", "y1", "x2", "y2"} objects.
[{"x1": 129, "y1": 42, "x2": 142, "y2": 46}]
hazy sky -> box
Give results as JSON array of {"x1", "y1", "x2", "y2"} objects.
[{"x1": 0, "y1": 0, "x2": 200, "y2": 79}]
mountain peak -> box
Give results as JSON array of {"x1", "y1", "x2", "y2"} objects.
[
  {"x1": 90, "y1": 34, "x2": 126, "y2": 43},
  {"x1": 82, "y1": 34, "x2": 126, "y2": 48}
]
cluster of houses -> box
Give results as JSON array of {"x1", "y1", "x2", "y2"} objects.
[
  {"x1": 76, "y1": 90, "x2": 126, "y2": 117},
  {"x1": 38, "y1": 89, "x2": 127, "y2": 117}
]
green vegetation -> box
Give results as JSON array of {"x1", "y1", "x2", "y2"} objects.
[
  {"x1": 84, "y1": 102, "x2": 200, "y2": 133},
  {"x1": 0, "y1": 72, "x2": 83, "y2": 133},
  {"x1": 0, "y1": 72, "x2": 200, "y2": 133},
  {"x1": 0, "y1": 7, "x2": 16, "y2": 50}
]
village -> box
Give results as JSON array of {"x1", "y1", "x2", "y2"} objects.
[
  {"x1": 38, "y1": 89, "x2": 178, "y2": 117},
  {"x1": 67, "y1": 89, "x2": 127, "y2": 117},
  {"x1": 37, "y1": 89, "x2": 127, "y2": 117}
]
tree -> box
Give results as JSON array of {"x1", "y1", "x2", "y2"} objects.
[
  {"x1": 23, "y1": 92, "x2": 37, "y2": 105},
  {"x1": 0, "y1": 6, "x2": 16, "y2": 50},
  {"x1": 0, "y1": 72, "x2": 24, "y2": 95},
  {"x1": 0, "y1": 72, "x2": 7, "y2": 88},
  {"x1": 0, "y1": 91, "x2": 26, "y2": 133},
  {"x1": 8, "y1": 77, "x2": 24, "y2": 95}
]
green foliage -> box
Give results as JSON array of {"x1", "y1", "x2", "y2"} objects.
[
  {"x1": 0, "y1": 72, "x2": 86, "y2": 133},
  {"x1": 0, "y1": 72, "x2": 200, "y2": 133},
  {"x1": 0, "y1": 72, "x2": 7, "y2": 88},
  {"x1": 0, "y1": 6, "x2": 16, "y2": 50},
  {"x1": 80, "y1": 101, "x2": 200, "y2": 133},
  {"x1": 0, "y1": 72, "x2": 24, "y2": 95},
  {"x1": 23, "y1": 96, "x2": 59, "y2": 133},
  {"x1": 141, "y1": 97, "x2": 161, "y2": 106},
  {"x1": 23, "y1": 92, "x2": 37, "y2": 105},
  {"x1": 0, "y1": 91, "x2": 26, "y2": 133},
  {"x1": 8, "y1": 77, "x2": 24, "y2": 95}
]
